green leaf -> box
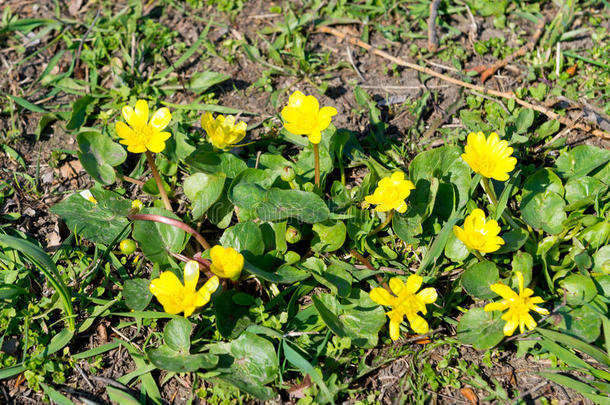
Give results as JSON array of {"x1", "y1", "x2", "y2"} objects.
[
  {"x1": 578, "y1": 221, "x2": 610, "y2": 251},
  {"x1": 0, "y1": 235, "x2": 74, "y2": 330},
  {"x1": 537, "y1": 372, "x2": 600, "y2": 397},
  {"x1": 305, "y1": 261, "x2": 352, "y2": 298},
  {"x1": 209, "y1": 331, "x2": 279, "y2": 400},
  {"x1": 311, "y1": 220, "x2": 346, "y2": 253},
  {"x1": 511, "y1": 251, "x2": 533, "y2": 287},
  {"x1": 522, "y1": 168, "x2": 564, "y2": 200},
  {"x1": 461, "y1": 261, "x2": 500, "y2": 299},
  {"x1": 558, "y1": 304, "x2": 602, "y2": 344},
  {"x1": 536, "y1": 328, "x2": 610, "y2": 367},
  {"x1": 561, "y1": 274, "x2": 597, "y2": 306},
  {"x1": 515, "y1": 108, "x2": 535, "y2": 134},
  {"x1": 132, "y1": 207, "x2": 186, "y2": 265},
  {"x1": 444, "y1": 231, "x2": 469, "y2": 262},
  {"x1": 106, "y1": 386, "x2": 140, "y2": 405},
  {"x1": 0, "y1": 284, "x2": 28, "y2": 300},
  {"x1": 245, "y1": 188, "x2": 331, "y2": 224},
  {"x1": 41, "y1": 383, "x2": 75, "y2": 405},
  {"x1": 282, "y1": 341, "x2": 333, "y2": 404},
  {"x1": 312, "y1": 290, "x2": 386, "y2": 348},
  {"x1": 187, "y1": 71, "x2": 229, "y2": 94},
  {"x1": 148, "y1": 346, "x2": 218, "y2": 373},
  {"x1": 593, "y1": 246, "x2": 610, "y2": 273},
  {"x1": 220, "y1": 221, "x2": 265, "y2": 257},
  {"x1": 212, "y1": 289, "x2": 252, "y2": 339},
  {"x1": 183, "y1": 172, "x2": 226, "y2": 219},
  {"x1": 521, "y1": 190, "x2": 567, "y2": 235},
  {"x1": 535, "y1": 119, "x2": 560, "y2": 138},
  {"x1": 66, "y1": 95, "x2": 95, "y2": 130},
  {"x1": 186, "y1": 147, "x2": 248, "y2": 179},
  {"x1": 457, "y1": 308, "x2": 505, "y2": 350},
  {"x1": 8, "y1": 94, "x2": 49, "y2": 113},
  {"x1": 555, "y1": 145, "x2": 610, "y2": 179},
  {"x1": 495, "y1": 228, "x2": 529, "y2": 254},
  {"x1": 123, "y1": 278, "x2": 152, "y2": 311},
  {"x1": 164, "y1": 317, "x2": 192, "y2": 353},
  {"x1": 564, "y1": 176, "x2": 605, "y2": 208},
  {"x1": 51, "y1": 188, "x2": 131, "y2": 245},
  {"x1": 409, "y1": 146, "x2": 470, "y2": 210},
  {"x1": 76, "y1": 131, "x2": 127, "y2": 184}
]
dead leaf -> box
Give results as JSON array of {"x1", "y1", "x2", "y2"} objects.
[
  {"x1": 460, "y1": 387, "x2": 478, "y2": 405},
  {"x1": 566, "y1": 63, "x2": 577, "y2": 76},
  {"x1": 68, "y1": 0, "x2": 83, "y2": 16},
  {"x1": 288, "y1": 374, "x2": 312, "y2": 399}
]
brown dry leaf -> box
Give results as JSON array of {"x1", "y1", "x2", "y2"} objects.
[
  {"x1": 460, "y1": 387, "x2": 478, "y2": 405},
  {"x1": 566, "y1": 64, "x2": 577, "y2": 76},
  {"x1": 288, "y1": 374, "x2": 312, "y2": 399},
  {"x1": 68, "y1": 0, "x2": 83, "y2": 16}
]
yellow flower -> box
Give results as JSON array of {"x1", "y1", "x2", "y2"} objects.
[
  {"x1": 209, "y1": 245, "x2": 244, "y2": 281},
  {"x1": 484, "y1": 271, "x2": 548, "y2": 336},
  {"x1": 131, "y1": 199, "x2": 144, "y2": 211},
  {"x1": 453, "y1": 208, "x2": 504, "y2": 253},
  {"x1": 201, "y1": 113, "x2": 247, "y2": 149},
  {"x1": 79, "y1": 190, "x2": 97, "y2": 204},
  {"x1": 364, "y1": 171, "x2": 415, "y2": 213},
  {"x1": 281, "y1": 90, "x2": 337, "y2": 144},
  {"x1": 116, "y1": 100, "x2": 172, "y2": 153},
  {"x1": 149, "y1": 261, "x2": 219, "y2": 317},
  {"x1": 370, "y1": 275, "x2": 437, "y2": 340},
  {"x1": 461, "y1": 131, "x2": 517, "y2": 181}
]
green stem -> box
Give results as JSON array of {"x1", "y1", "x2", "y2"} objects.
[
  {"x1": 145, "y1": 151, "x2": 173, "y2": 212},
  {"x1": 481, "y1": 177, "x2": 520, "y2": 230},
  {"x1": 473, "y1": 250, "x2": 486, "y2": 262},
  {"x1": 369, "y1": 210, "x2": 394, "y2": 236},
  {"x1": 313, "y1": 143, "x2": 320, "y2": 188}
]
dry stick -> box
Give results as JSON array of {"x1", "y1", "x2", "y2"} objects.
[
  {"x1": 349, "y1": 249, "x2": 389, "y2": 290},
  {"x1": 144, "y1": 151, "x2": 173, "y2": 212},
  {"x1": 317, "y1": 26, "x2": 610, "y2": 141},
  {"x1": 427, "y1": 0, "x2": 441, "y2": 52},
  {"x1": 475, "y1": 17, "x2": 546, "y2": 83}
]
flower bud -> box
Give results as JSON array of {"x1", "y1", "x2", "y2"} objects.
[
  {"x1": 119, "y1": 239, "x2": 137, "y2": 255},
  {"x1": 285, "y1": 226, "x2": 302, "y2": 244},
  {"x1": 280, "y1": 166, "x2": 295, "y2": 182}
]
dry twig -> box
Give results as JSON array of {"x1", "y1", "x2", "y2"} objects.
[
  {"x1": 317, "y1": 26, "x2": 610, "y2": 140},
  {"x1": 427, "y1": 0, "x2": 441, "y2": 52}
]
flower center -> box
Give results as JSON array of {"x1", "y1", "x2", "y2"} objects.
[
  {"x1": 470, "y1": 231, "x2": 487, "y2": 249},
  {"x1": 395, "y1": 292, "x2": 421, "y2": 315},
  {"x1": 477, "y1": 155, "x2": 496, "y2": 175},
  {"x1": 511, "y1": 296, "x2": 533, "y2": 315},
  {"x1": 133, "y1": 123, "x2": 154, "y2": 146}
]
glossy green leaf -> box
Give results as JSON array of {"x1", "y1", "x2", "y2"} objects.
[
  {"x1": 183, "y1": 172, "x2": 226, "y2": 219},
  {"x1": 555, "y1": 145, "x2": 610, "y2": 179},
  {"x1": 311, "y1": 220, "x2": 346, "y2": 252},
  {"x1": 51, "y1": 188, "x2": 131, "y2": 245},
  {"x1": 521, "y1": 190, "x2": 566, "y2": 235},
  {"x1": 457, "y1": 308, "x2": 505, "y2": 350},
  {"x1": 461, "y1": 261, "x2": 500, "y2": 299},
  {"x1": 220, "y1": 221, "x2": 265, "y2": 257},
  {"x1": 123, "y1": 278, "x2": 152, "y2": 311},
  {"x1": 164, "y1": 317, "x2": 192, "y2": 353},
  {"x1": 132, "y1": 207, "x2": 186, "y2": 265}
]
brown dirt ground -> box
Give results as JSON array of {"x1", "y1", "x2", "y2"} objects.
[{"x1": 0, "y1": 0, "x2": 608, "y2": 403}]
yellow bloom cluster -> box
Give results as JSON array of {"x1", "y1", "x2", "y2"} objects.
[
  {"x1": 201, "y1": 112, "x2": 247, "y2": 150},
  {"x1": 453, "y1": 209, "x2": 504, "y2": 253},
  {"x1": 364, "y1": 171, "x2": 415, "y2": 213},
  {"x1": 281, "y1": 90, "x2": 337, "y2": 144},
  {"x1": 370, "y1": 275, "x2": 437, "y2": 340},
  {"x1": 116, "y1": 100, "x2": 172, "y2": 153},
  {"x1": 461, "y1": 132, "x2": 517, "y2": 181},
  {"x1": 485, "y1": 271, "x2": 548, "y2": 336}
]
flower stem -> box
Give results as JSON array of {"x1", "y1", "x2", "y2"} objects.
[
  {"x1": 145, "y1": 151, "x2": 173, "y2": 212},
  {"x1": 473, "y1": 250, "x2": 486, "y2": 261},
  {"x1": 129, "y1": 213, "x2": 211, "y2": 250},
  {"x1": 481, "y1": 176, "x2": 520, "y2": 230},
  {"x1": 369, "y1": 210, "x2": 394, "y2": 236},
  {"x1": 313, "y1": 143, "x2": 320, "y2": 188}
]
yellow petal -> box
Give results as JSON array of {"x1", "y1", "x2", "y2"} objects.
[
  {"x1": 406, "y1": 313, "x2": 429, "y2": 334},
  {"x1": 405, "y1": 274, "x2": 423, "y2": 294},
  {"x1": 389, "y1": 319, "x2": 401, "y2": 341},
  {"x1": 503, "y1": 319, "x2": 518, "y2": 336},
  {"x1": 183, "y1": 260, "x2": 200, "y2": 292},
  {"x1": 416, "y1": 287, "x2": 437, "y2": 304},
  {"x1": 150, "y1": 107, "x2": 171, "y2": 130},
  {"x1": 484, "y1": 300, "x2": 509, "y2": 312},
  {"x1": 308, "y1": 131, "x2": 322, "y2": 144},
  {"x1": 490, "y1": 283, "x2": 518, "y2": 300},
  {"x1": 532, "y1": 305, "x2": 549, "y2": 315},
  {"x1": 122, "y1": 105, "x2": 135, "y2": 125},
  {"x1": 116, "y1": 121, "x2": 134, "y2": 140},
  {"x1": 134, "y1": 100, "x2": 149, "y2": 124},
  {"x1": 389, "y1": 277, "x2": 406, "y2": 296},
  {"x1": 146, "y1": 138, "x2": 166, "y2": 153},
  {"x1": 370, "y1": 287, "x2": 394, "y2": 306}
]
